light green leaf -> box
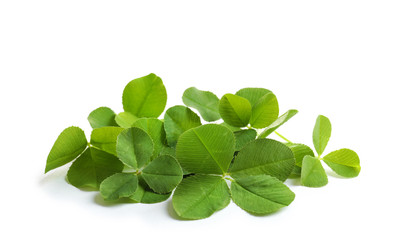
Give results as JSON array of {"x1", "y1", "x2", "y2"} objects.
[
  {"x1": 176, "y1": 124, "x2": 235, "y2": 174},
  {"x1": 219, "y1": 94, "x2": 251, "y2": 127},
  {"x1": 258, "y1": 110, "x2": 299, "y2": 138},
  {"x1": 45, "y1": 126, "x2": 88, "y2": 173},
  {"x1": 164, "y1": 105, "x2": 202, "y2": 147},
  {"x1": 67, "y1": 147, "x2": 124, "y2": 189},
  {"x1": 301, "y1": 155, "x2": 328, "y2": 187},
  {"x1": 116, "y1": 127, "x2": 154, "y2": 170},
  {"x1": 234, "y1": 129, "x2": 257, "y2": 151},
  {"x1": 90, "y1": 127, "x2": 124, "y2": 156},
  {"x1": 230, "y1": 139, "x2": 295, "y2": 181},
  {"x1": 231, "y1": 175, "x2": 295, "y2": 214},
  {"x1": 122, "y1": 73, "x2": 167, "y2": 118},
  {"x1": 141, "y1": 155, "x2": 183, "y2": 193},
  {"x1": 182, "y1": 87, "x2": 220, "y2": 122},
  {"x1": 235, "y1": 88, "x2": 271, "y2": 106},
  {"x1": 132, "y1": 118, "x2": 167, "y2": 160},
  {"x1": 323, "y1": 148, "x2": 361, "y2": 178},
  {"x1": 172, "y1": 175, "x2": 230, "y2": 220},
  {"x1": 87, "y1": 107, "x2": 118, "y2": 129},
  {"x1": 129, "y1": 176, "x2": 171, "y2": 203},
  {"x1": 115, "y1": 112, "x2": 139, "y2": 128},
  {"x1": 313, "y1": 115, "x2": 332, "y2": 156},
  {"x1": 285, "y1": 143, "x2": 315, "y2": 167},
  {"x1": 249, "y1": 92, "x2": 279, "y2": 129},
  {"x1": 99, "y1": 173, "x2": 138, "y2": 201}
]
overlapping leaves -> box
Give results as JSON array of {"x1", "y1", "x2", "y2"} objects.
[
  {"x1": 44, "y1": 73, "x2": 361, "y2": 220},
  {"x1": 173, "y1": 124, "x2": 296, "y2": 219}
]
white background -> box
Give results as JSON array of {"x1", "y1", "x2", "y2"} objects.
[{"x1": 1, "y1": 0, "x2": 410, "y2": 239}]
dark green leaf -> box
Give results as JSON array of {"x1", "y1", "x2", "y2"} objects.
[
  {"x1": 99, "y1": 173, "x2": 138, "y2": 201},
  {"x1": 129, "y1": 176, "x2": 171, "y2": 203},
  {"x1": 67, "y1": 147, "x2": 124, "y2": 189},
  {"x1": 116, "y1": 127, "x2": 154, "y2": 170},
  {"x1": 164, "y1": 105, "x2": 202, "y2": 147},
  {"x1": 323, "y1": 148, "x2": 361, "y2": 178},
  {"x1": 234, "y1": 129, "x2": 257, "y2": 151},
  {"x1": 219, "y1": 94, "x2": 251, "y2": 127},
  {"x1": 176, "y1": 124, "x2": 235, "y2": 174},
  {"x1": 301, "y1": 155, "x2": 328, "y2": 187},
  {"x1": 122, "y1": 73, "x2": 167, "y2": 118},
  {"x1": 313, "y1": 115, "x2": 332, "y2": 156},
  {"x1": 45, "y1": 126, "x2": 88, "y2": 173},
  {"x1": 230, "y1": 139, "x2": 295, "y2": 181},
  {"x1": 90, "y1": 127, "x2": 124, "y2": 156},
  {"x1": 141, "y1": 155, "x2": 183, "y2": 193},
  {"x1": 182, "y1": 87, "x2": 220, "y2": 122},
  {"x1": 172, "y1": 175, "x2": 230, "y2": 220},
  {"x1": 258, "y1": 110, "x2": 299, "y2": 139},
  {"x1": 87, "y1": 107, "x2": 118, "y2": 129},
  {"x1": 231, "y1": 175, "x2": 295, "y2": 214}
]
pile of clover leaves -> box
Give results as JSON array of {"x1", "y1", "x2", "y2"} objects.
[{"x1": 44, "y1": 73, "x2": 361, "y2": 220}]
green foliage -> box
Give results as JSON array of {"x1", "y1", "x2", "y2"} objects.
[
  {"x1": 100, "y1": 173, "x2": 139, "y2": 201},
  {"x1": 164, "y1": 105, "x2": 202, "y2": 147},
  {"x1": 141, "y1": 155, "x2": 183, "y2": 193},
  {"x1": 67, "y1": 147, "x2": 124, "y2": 189},
  {"x1": 219, "y1": 93, "x2": 251, "y2": 127},
  {"x1": 122, "y1": 73, "x2": 167, "y2": 118},
  {"x1": 313, "y1": 115, "x2": 332, "y2": 156},
  {"x1": 231, "y1": 175, "x2": 295, "y2": 214},
  {"x1": 258, "y1": 110, "x2": 298, "y2": 139},
  {"x1": 129, "y1": 176, "x2": 171, "y2": 203},
  {"x1": 235, "y1": 87, "x2": 270, "y2": 106},
  {"x1": 249, "y1": 92, "x2": 279, "y2": 128},
  {"x1": 115, "y1": 112, "x2": 139, "y2": 128},
  {"x1": 298, "y1": 115, "x2": 361, "y2": 187},
  {"x1": 88, "y1": 107, "x2": 118, "y2": 129},
  {"x1": 236, "y1": 88, "x2": 279, "y2": 129},
  {"x1": 44, "y1": 74, "x2": 361, "y2": 220},
  {"x1": 230, "y1": 139, "x2": 295, "y2": 181},
  {"x1": 132, "y1": 118, "x2": 167, "y2": 160},
  {"x1": 234, "y1": 129, "x2": 257, "y2": 151},
  {"x1": 90, "y1": 126, "x2": 124, "y2": 156},
  {"x1": 323, "y1": 148, "x2": 361, "y2": 178},
  {"x1": 182, "y1": 87, "x2": 220, "y2": 122},
  {"x1": 45, "y1": 126, "x2": 88, "y2": 173},
  {"x1": 176, "y1": 124, "x2": 235, "y2": 174},
  {"x1": 116, "y1": 127, "x2": 154, "y2": 170},
  {"x1": 285, "y1": 143, "x2": 315, "y2": 168},
  {"x1": 301, "y1": 155, "x2": 328, "y2": 187},
  {"x1": 172, "y1": 175, "x2": 231, "y2": 220}
]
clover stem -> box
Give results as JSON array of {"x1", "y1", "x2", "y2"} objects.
[{"x1": 274, "y1": 131, "x2": 292, "y2": 143}]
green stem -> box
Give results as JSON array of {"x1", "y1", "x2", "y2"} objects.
[{"x1": 274, "y1": 131, "x2": 292, "y2": 143}]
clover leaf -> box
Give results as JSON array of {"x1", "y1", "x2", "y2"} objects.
[
  {"x1": 44, "y1": 73, "x2": 361, "y2": 220},
  {"x1": 182, "y1": 87, "x2": 221, "y2": 122}
]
